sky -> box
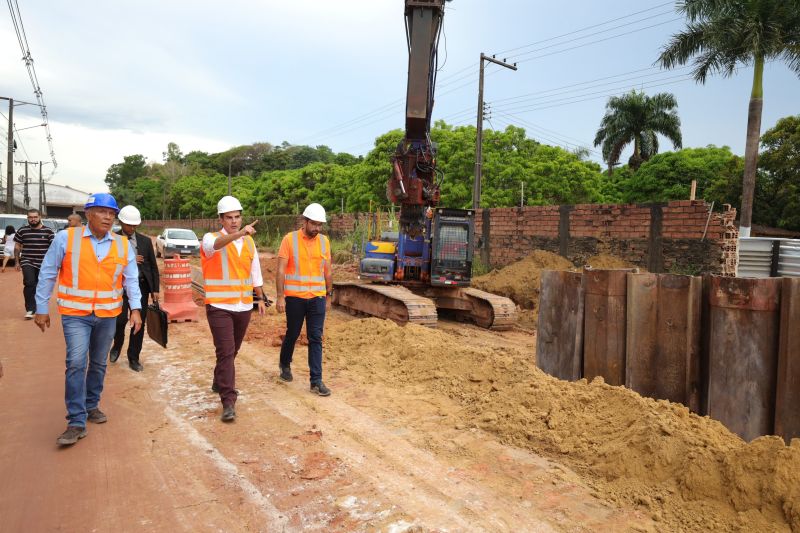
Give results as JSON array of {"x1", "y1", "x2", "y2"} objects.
[{"x1": 1, "y1": 0, "x2": 798, "y2": 198}]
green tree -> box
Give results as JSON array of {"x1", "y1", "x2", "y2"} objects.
[
  {"x1": 758, "y1": 115, "x2": 800, "y2": 230},
  {"x1": 617, "y1": 146, "x2": 744, "y2": 203},
  {"x1": 593, "y1": 90, "x2": 683, "y2": 172},
  {"x1": 105, "y1": 154, "x2": 148, "y2": 206},
  {"x1": 658, "y1": 0, "x2": 800, "y2": 236}
]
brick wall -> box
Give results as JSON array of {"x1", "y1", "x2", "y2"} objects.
[
  {"x1": 143, "y1": 200, "x2": 739, "y2": 275},
  {"x1": 476, "y1": 200, "x2": 738, "y2": 275}
]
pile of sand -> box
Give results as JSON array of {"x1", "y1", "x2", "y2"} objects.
[
  {"x1": 472, "y1": 250, "x2": 573, "y2": 311},
  {"x1": 325, "y1": 318, "x2": 800, "y2": 532}
]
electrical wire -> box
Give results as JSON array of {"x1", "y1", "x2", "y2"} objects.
[
  {"x1": 493, "y1": 1, "x2": 673, "y2": 56},
  {"x1": 302, "y1": 4, "x2": 679, "y2": 146},
  {"x1": 6, "y1": 0, "x2": 57, "y2": 174}
]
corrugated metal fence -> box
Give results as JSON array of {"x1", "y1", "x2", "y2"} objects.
[{"x1": 738, "y1": 238, "x2": 800, "y2": 278}]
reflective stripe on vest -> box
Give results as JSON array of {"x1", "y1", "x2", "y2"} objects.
[
  {"x1": 283, "y1": 231, "x2": 328, "y2": 298},
  {"x1": 57, "y1": 227, "x2": 127, "y2": 317},
  {"x1": 201, "y1": 232, "x2": 255, "y2": 305}
]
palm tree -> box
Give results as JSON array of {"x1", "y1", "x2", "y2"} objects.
[
  {"x1": 593, "y1": 90, "x2": 683, "y2": 173},
  {"x1": 658, "y1": 0, "x2": 800, "y2": 237}
]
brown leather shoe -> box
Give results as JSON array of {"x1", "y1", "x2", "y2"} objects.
[
  {"x1": 57, "y1": 426, "x2": 87, "y2": 446},
  {"x1": 87, "y1": 408, "x2": 107, "y2": 424}
]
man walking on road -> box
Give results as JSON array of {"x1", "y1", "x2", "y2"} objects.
[
  {"x1": 66, "y1": 213, "x2": 83, "y2": 228},
  {"x1": 202, "y1": 195, "x2": 267, "y2": 422},
  {"x1": 34, "y1": 193, "x2": 142, "y2": 446},
  {"x1": 276, "y1": 203, "x2": 333, "y2": 397},
  {"x1": 14, "y1": 208, "x2": 55, "y2": 319},
  {"x1": 109, "y1": 205, "x2": 159, "y2": 372}
]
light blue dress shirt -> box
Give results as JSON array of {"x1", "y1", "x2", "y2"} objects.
[{"x1": 36, "y1": 226, "x2": 142, "y2": 315}]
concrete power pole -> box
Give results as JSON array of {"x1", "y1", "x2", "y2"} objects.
[
  {"x1": 5, "y1": 98, "x2": 12, "y2": 212},
  {"x1": 472, "y1": 54, "x2": 517, "y2": 210},
  {"x1": 22, "y1": 161, "x2": 29, "y2": 208},
  {"x1": 38, "y1": 161, "x2": 43, "y2": 214}
]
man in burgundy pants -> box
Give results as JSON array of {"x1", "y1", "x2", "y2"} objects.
[{"x1": 201, "y1": 196, "x2": 268, "y2": 422}]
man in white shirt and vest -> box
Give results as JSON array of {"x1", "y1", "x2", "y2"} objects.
[
  {"x1": 201, "y1": 195, "x2": 267, "y2": 422},
  {"x1": 34, "y1": 193, "x2": 143, "y2": 446}
]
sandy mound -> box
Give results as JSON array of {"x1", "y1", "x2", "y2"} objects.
[
  {"x1": 326, "y1": 318, "x2": 800, "y2": 532},
  {"x1": 472, "y1": 250, "x2": 573, "y2": 311}
]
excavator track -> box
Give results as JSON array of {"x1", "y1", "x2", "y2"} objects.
[
  {"x1": 332, "y1": 282, "x2": 438, "y2": 327},
  {"x1": 462, "y1": 287, "x2": 517, "y2": 330}
]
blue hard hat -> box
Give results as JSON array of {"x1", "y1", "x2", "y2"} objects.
[{"x1": 84, "y1": 193, "x2": 120, "y2": 213}]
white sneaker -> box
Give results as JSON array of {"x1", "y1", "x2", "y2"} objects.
[{"x1": 25, "y1": 311, "x2": 34, "y2": 319}]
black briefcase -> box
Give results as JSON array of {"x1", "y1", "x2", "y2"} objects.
[{"x1": 146, "y1": 302, "x2": 169, "y2": 348}]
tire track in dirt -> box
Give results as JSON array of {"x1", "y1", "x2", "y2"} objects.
[{"x1": 143, "y1": 310, "x2": 656, "y2": 532}]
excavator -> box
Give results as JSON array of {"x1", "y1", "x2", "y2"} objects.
[{"x1": 332, "y1": 0, "x2": 516, "y2": 329}]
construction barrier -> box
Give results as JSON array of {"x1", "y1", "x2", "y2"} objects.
[
  {"x1": 536, "y1": 270, "x2": 584, "y2": 381},
  {"x1": 538, "y1": 270, "x2": 799, "y2": 443},
  {"x1": 160, "y1": 255, "x2": 199, "y2": 323},
  {"x1": 626, "y1": 274, "x2": 702, "y2": 412},
  {"x1": 706, "y1": 276, "x2": 781, "y2": 442},
  {"x1": 582, "y1": 268, "x2": 634, "y2": 386},
  {"x1": 776, "y1": 277, "x2": 800, "y2": 443}
]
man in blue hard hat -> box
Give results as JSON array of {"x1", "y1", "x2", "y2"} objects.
[{"x1": 34, "y1": 192, "x2": 143, "y2": 447}]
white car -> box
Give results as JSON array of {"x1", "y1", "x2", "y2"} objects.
[{"x1": 156, "y1": 228, "x2": 201, "y2": 258}]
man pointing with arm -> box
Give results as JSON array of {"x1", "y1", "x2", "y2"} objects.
[
  {"x1": 202, "y1": 195, "x2": 267, "y2": 423},
  {"x1": 34, "y1": 193, "x2": 142, "y2": 447}
]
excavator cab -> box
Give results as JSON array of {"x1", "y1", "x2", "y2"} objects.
[{"x1": 430, "y1": 208, "x2": 474, "y2": 287}]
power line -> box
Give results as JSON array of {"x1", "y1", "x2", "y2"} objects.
[
  {"x1": 298, "y1": 3, "x2": 685, "y2": 148},
  {"x1": 494, "y1": 1, "x2": 673, "y2": 56},
  {"x1": 492, "y1": 72, "x2": 694, "y2": 114},
  {"x1": 492, "y1": 109, "x2": 600, "y2": 156},
  {"x1": 515, "y1": 18, "x2": 682, "y2": 65},
  {"x1": 5, "y1": 0, "x2": 57, "y2": 174}
]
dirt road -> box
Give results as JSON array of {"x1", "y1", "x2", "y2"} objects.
[{"x1": 0, "y1": 265, "x2": 655, "y2": 532}]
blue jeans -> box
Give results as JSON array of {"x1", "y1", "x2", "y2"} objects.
[
  {"x1": 62, "y1": 313, "x2": 117, "y2": 428},
  {"x1": 279, "y1": 296, "x2": 326, "y2": 384}
]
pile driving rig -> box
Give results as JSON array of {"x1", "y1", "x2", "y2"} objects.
[{"x1": 332, "y1": 0, "x2": 515, "y2": 329}]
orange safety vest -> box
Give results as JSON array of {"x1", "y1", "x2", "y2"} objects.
[
  {"x1": 283, "y1": 230, "x2": 329, "y2": 298},
  {"x1": 57, "y1": 227, "x2": 128, "y2": 317},
  {"x1": 201, "y1": 232, "x2": 255, "y2": 305}
]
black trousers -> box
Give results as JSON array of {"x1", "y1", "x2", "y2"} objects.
[
  {"x1": 112, "y1": 280, "x2": 150, "y2": 364},
  {"x1": 22, "y1": 265, "x2": 40, "y2": 313}
]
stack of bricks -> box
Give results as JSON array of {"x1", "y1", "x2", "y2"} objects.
[{"x1": 716, "y1": 204, "x2": 739, "y2": 277}]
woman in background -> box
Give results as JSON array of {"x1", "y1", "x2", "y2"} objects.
[{"x1": 1, "y1": 225, "x2": 16, "y2": 272}]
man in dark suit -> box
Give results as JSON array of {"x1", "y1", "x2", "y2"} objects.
[{"x1": 109, "y1": 205, "x2": 160, "y2": 371}]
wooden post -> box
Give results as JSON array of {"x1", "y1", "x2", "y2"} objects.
[{"x1": 689, "y1": 180, "x2": 697, "y2": 201}]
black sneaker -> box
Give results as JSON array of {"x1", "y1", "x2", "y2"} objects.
[
  {"x1": 108, "y1": 349, "x2": 120, "y2": 363},
  {"x1": 310, "y1": 382, "x2": 331, "y2": 396},
  {"x1": 221, "y1": 406, "x2": 235, "y2": 422},
  {"x1": 279, "y1": 366, "x2": 293, "y2": 382},
  {"x1": 87, "y1": 408, "x2": 107, "y2": 424},
  {"x1": 56, "y1": 426, "x2": 87, "y2": 446},
  {"x1": 129, "y1": 361, "x2": 143, "y2": 372}
]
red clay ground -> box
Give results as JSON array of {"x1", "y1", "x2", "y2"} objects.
[{"x1": 0, "y1": 263, "x2": 656, "y2": 532}]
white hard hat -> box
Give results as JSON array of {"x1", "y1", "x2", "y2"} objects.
[
  {"x1": 217, "y1": 195, "x2": 243, "y2": 214},
  {"x1": 302, "y1": 203, "x2": 326, "y2": 223},
  {"x1": 118, "y1": 205, "x2": 142, "y2": 225}
]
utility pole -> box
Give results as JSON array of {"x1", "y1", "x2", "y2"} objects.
[
  {"x1": 5, "y1": 98, "x2": 12, "y2": 212},
  {"x1": 38, "y1": 161, "x2": 44, "y2": 214},
  {"x1": 472, "y1": 54, "x2": 517, "y2": 210},
  {"x1": 22, "y1": 161, "x2": 29, "y2": 208}
]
